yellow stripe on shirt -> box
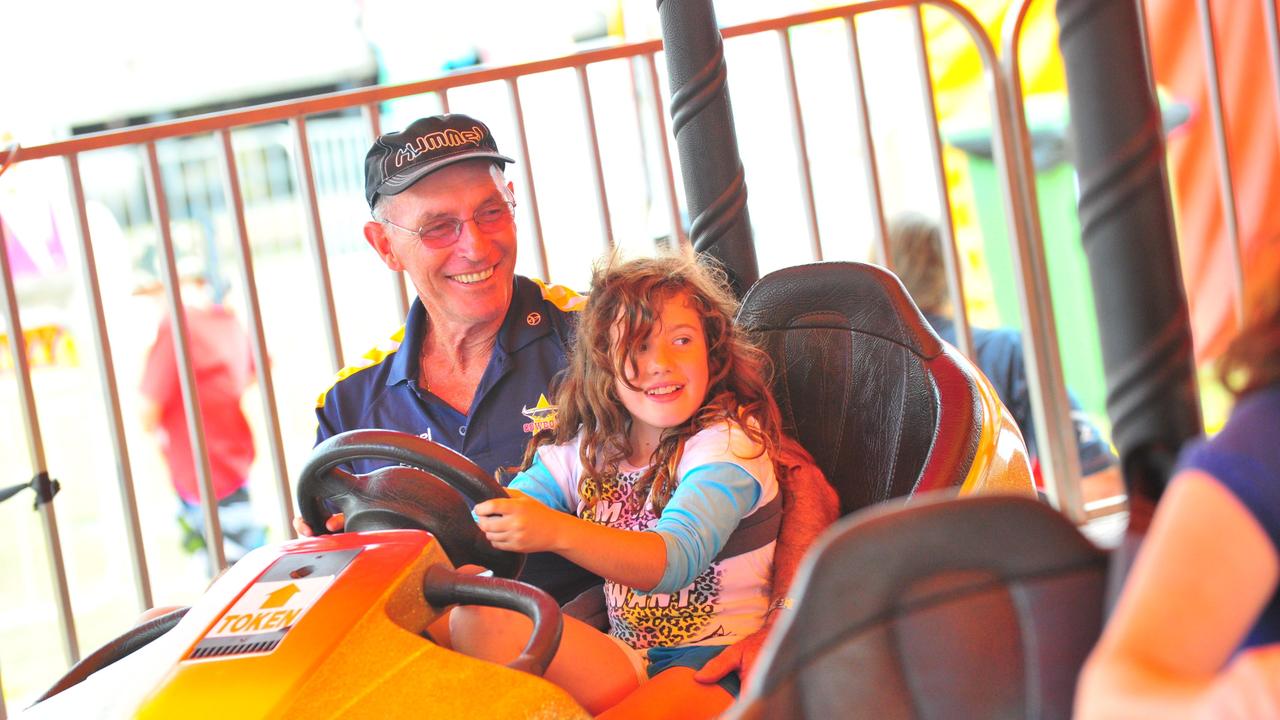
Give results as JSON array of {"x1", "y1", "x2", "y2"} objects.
[
  {"x1": 532, "y1": 278, "x2": 587, "y2": 313},
  {"x1": 314, "y1": 325, "x2": 406, "y2": 408}
]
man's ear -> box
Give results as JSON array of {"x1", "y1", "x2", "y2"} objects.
[{"x1": 364, "y1": 221, "x2": 403, "y2": 272}]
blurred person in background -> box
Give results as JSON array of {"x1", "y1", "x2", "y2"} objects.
[
  {"x1": 887, "y1": 212, "x2": 1119, "y2": 496},
  {"x1": 1076, "y1": 250, "x2": 1280, "y2": 719},
  {"x1": 138, "y1": 257, "x2": 266, "y2": 564}
]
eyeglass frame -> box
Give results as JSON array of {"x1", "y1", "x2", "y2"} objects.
[{"x1": 376, "y1": 198, "x2": 518, "y2": 248}]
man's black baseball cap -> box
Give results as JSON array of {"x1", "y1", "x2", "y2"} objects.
[{"x1": 364, "y1": 114, "x2": 514, "y2": 211}]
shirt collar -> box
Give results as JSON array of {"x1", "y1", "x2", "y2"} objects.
[
  {"x1": 387, "y1": 297, "x2": 428, "y2": 386},
  {"x1": 385, "y1": 276, "x2": 555, "y2": 387}
]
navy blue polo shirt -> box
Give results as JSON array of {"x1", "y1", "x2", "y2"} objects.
[
  {"x1": 1177, "y1": 385, "x2": 1280, "y2": 650},
  {"x1": 315, "y1": 275, "x2": 598, "y2": 602}
]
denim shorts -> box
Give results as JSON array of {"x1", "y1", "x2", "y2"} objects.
[{"x1": 645, "y1": 644, "x2": 740, "y2": 697}]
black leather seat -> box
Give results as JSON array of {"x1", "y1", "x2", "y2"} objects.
[
  {"x1": 728, "y1": 493, "x2": 1108, "y2": 720},
  {"x1": 736, "y1": 261, "x2": 1032, "y2": 517}
]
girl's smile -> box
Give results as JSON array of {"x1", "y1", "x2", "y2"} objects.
[{"x1": 642, "y1": 383, "x2": 684, "y2": 399}]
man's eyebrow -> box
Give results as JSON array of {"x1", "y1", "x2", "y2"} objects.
[{"x1": 413, "y1": 192, "x2": 507, "y2": 222}]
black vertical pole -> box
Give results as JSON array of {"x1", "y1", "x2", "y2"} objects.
[
  {"x1": 1056, "y1": 0, "x2": 1201, "y2": 507},
  {"x1": 657, "y1": 0, "x2": 759, "y2": 296}
]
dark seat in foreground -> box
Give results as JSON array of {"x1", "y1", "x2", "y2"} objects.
[
  {"x1": 735, "y1": 261, "x2": 1033, "y2": 515},
  {"x1": 729, "y1": 493, "x2": 1109, "y2": 720}
]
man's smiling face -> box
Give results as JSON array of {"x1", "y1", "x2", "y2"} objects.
[{"x1": 370, "y1": 160, "x2": 517, "y2": 333}]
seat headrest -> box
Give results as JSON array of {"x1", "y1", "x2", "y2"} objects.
[
  {"x1": 737, "y1": 261, "x2": 943, "y2": 360},
  {"x1": 731, "y1": 493, "x2": 1108, "y2": 720}
]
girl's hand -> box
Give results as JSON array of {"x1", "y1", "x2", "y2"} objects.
[{"x1": 474, "y1": 492, "x2": 569, "y2": 553}]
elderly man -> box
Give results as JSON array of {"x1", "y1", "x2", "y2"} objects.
[{"x1": 308, "y1": 114, "x2": 836, "y2": 697}]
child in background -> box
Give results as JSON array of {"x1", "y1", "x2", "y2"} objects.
[
  {"x1": 139, "y1": 262, "x2": 266, "y2": 565},
  {"x1": 453, "y1": 253, "x2": 783, "y2": 717}
]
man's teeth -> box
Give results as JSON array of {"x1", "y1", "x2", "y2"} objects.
[
  {"x1": 646, "y1": 385, "x2": 681, "y2": 396},
  {"x1": 451, "y1": 267, "x2": 494, "y2": 284}
]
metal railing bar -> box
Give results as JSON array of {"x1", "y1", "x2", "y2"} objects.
[
  {"x1": 1132, "y1": 0, "x2": 1182, "y2": 305},
  {"x1": 644, "y1": 53, "x2": 686, "y2": 247},
  {"x1": 576, "y1": 65, "x2": 615, "y2": 250},
  {"x1": 1194, "y1": 0, "x2": 1245, "y2": 328},
  {"x1": 0, "y1": 201, "x2": 80, "y2": 665},
  {"x1": 440, "y1": 88, "x2": 452, "y2": 115},
  {"x1": 778, "y1": 28, "x2": 823, "y2": 262},
  {"x1": 65, "y1": 154, "x2": 153, "y2": 610},
  {"x1": 363, "y1": 101, "x2": 382, "y2": 163},
  {"x1": 218, "y1": 130, "x2": 294, "y2": 538},
  {"x1": 1002, "y1": 0, "x2": 1086, "y2": 522},
  {"x1": 844, "y1": 15, "x2": 890, "y2": 265},
  {"x1": 909, "y1": 7, "x2": 973, "y2": 360},
  {"x1": 362, "y1": 104, "x2": 412, "y2": 320},
  {"x1": 722, "y1": 0, "x2": 972, "y2": 39},
  {"x1": 290, "y1": 117, "x2": 345, "y2": 372},
  {"x1": 507, "y1": 78, "x2": 550, "y2": 281},
  {"x1": 13, "y1": 40, "x2": 664, "y2": 163},
  {"x1": 624, "y1": 57, "x2": 660, "y2": 247},
  {"x1": 1267, "y1": 0, "x2": 1280, "y2": 149},
  {"x1": 144, "y1": 141, "x2": 228, "y2": 573}
]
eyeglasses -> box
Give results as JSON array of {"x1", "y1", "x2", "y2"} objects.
[{"x1": 379, "y1": 200, "x2": 517, "y2": 248}]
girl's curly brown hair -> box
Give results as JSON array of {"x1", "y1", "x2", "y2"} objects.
[{"x1": 521, "y1": 252, "x2": 782, "y2": 512}]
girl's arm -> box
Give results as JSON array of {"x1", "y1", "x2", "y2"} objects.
[
  {"x1": 502, "y1": 453, "x2": 574, "y2": 513},
  {"x1": 475, "y1": 462, "x2": 761, "y2": 592},
  {"x1": 1076, "y1": 469, "x2": 1280, "y2": 719},
  {"x1": 475, "y1": 494, "x2": 668, "y2": 590},
  {"x1": 648, "y1": 463, "x2": 761, "y2": 592}
]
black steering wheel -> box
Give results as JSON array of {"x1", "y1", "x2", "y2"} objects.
[
  {"x1": 297, "y1": 428, "x2": 523, "y2": 578},
  {"x1": 295, "y1": 429, "x2": 563, "y2": 675}
]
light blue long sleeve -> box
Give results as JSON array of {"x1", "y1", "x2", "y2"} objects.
[
  {"x1": 505, "y1": 455, "x2": 573, "y2": 513},
  {"x1": 649, "y1": 462, "x2": 762, "y2": 594}
]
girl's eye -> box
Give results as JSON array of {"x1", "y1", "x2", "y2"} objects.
[{"x1": 673, "y1": 336, "x2": 691, "y2": 346}]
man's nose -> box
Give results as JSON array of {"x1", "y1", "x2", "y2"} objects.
[{"x1": 453, "y1": 219, "x2": 490, "y2": 257}]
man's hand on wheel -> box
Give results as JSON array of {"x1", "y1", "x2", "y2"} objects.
[{"x1": 292, "y1": 513, "x2": 346, "y2": 537}]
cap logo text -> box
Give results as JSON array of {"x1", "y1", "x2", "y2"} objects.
[{"x1": 393, "y1": 126, "x2": 486, "y2": 168}]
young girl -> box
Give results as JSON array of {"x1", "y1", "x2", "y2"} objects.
[{"x1": 454, "y1": 254, "x2": 784, "y2": 716}]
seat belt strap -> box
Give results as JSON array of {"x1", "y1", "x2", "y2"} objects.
[{"x1": 713, "y1": 493, "x2": 783, "y2": 563}]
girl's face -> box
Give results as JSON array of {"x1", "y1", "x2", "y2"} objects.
[{"x1": 613, "y1": 292, "x2": 711, "y2": 458}]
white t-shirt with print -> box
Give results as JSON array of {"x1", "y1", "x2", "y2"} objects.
[{"x1": 532, "y1": 421, "x2": 777, "y2": 650}]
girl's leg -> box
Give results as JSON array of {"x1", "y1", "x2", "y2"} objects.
[
  {"x1": 450, "y1": 605, "x2": 643, "y2": 714},
  {"x1": 597, "y1": 667, "x2": 734, "y2": 720}
]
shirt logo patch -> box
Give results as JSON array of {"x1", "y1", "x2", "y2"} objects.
[
  {"x1": 526, "y1": 312, "x2": 542, "y2": 326},
  {"x1": 521, "y1": 393, "x2": 558, "y2": 434}
]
